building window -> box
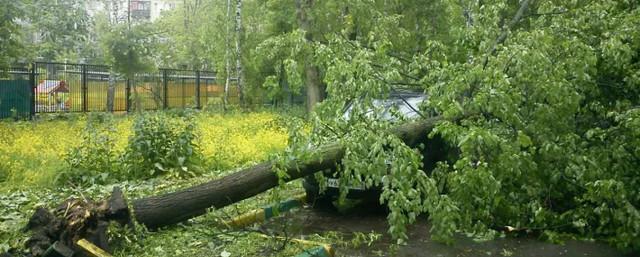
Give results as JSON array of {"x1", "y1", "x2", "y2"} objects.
[
  {"x1": 130, "y1": 0, "x2": 151, "y2": 19},
  {"x1": 130, "y1": 1, "x2": 151, "y2": 11}
]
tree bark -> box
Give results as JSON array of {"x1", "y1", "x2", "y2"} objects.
[
  {"x1": 305, "y1": 64, "x2": 322, "y2": 113},
  {"x1": 482, "y1": 0, "x2": 531, "y2": 69},
  {"x1": 234, "y1": 0, "x2": 244, "y2": 106},
  {"x1": 106, "y1": 70, "x2": 115, "y2": 112},
  {"x1": 132, "y1": 117, "x2": 441, "y2": 229},
  {"x1": 295, "y1": 0, "x2": 323, "y2": 114},
  {"x1": 224, "y1": 0, "x2": 232, "y2": 110}
]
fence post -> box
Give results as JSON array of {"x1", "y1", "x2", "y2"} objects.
[
  {"x1": 29, "y1": 63, "x2": 36, "y2": 118},
  {"x1": 126, "y1": 78, "x2": 131, "y2": 113},
  {"x1": 195, "y1": 70, "x2": 201, "y2": 109},
  {"x1": 81, "y1": 64, "x2": 88, "y2": 112},
  {"x1": 162, "y1": 69, "x2": 168, "y2": 109}
]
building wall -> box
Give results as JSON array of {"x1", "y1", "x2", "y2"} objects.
[
  {"x1": 150, "y1": 0, "x2": 180, "y2": 21},
  {"x1": 86, "y1": 0, "x2": 179, "y2": 23}
]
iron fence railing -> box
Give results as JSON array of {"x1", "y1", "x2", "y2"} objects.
[
  {"x1": 0, "y1": 62, "x2": 236, "y2": 117},
  {"x1": 1, "y1": 61, "x2": 303, "y2": 119}
]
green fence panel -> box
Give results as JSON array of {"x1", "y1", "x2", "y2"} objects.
[{"x1": 0, "y1": 80, "x2": 31, "y2": 119}]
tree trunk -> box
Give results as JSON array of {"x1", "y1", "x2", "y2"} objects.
[
  {"x1": 234, "y1": 0, "x2": 244, "y2": 106},
  {"x1": 106, "y1": 70, "x2": 115, "y2": 112},
  {"x1": 183, "y1": 0, "x2": 189, "y2": 30},
  {"x1": 305, "y1": 64, "x2": 322, "y2": 113},
  {"x1": 295, "y1": 0, "x2": 323, "y2": 114},
  {"x1": 107, "y1": 0, "x2": 118, "y2": 112},
  {"x1": 132, "y1": 117, "x2": 440, "y2": 229},
  {"x1": 224, "y1": 0, "x2": 232, "y2": 110}
]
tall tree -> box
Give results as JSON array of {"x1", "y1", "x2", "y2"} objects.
[
  {"x1": 224, "y1": 0, "x2": 232, "y2": 109},
  {"x1": 102, "y1": 23, "x2": 157, "y2": 111},
  {"x1": 235, "y1": 0, "x2": 245, "y2": 106},
  {"x1": 0, "y1": 0, "x2": 23, "y2": 76},
  {"x1": 104, "y1": 0, "x2": 121, "y2": 112},
  {"x1": 23, "y1": 0, "x2": 92, "y2": 62},
  {"x1": 295, "y1": 0, "x2": 322, "y2": 113}
]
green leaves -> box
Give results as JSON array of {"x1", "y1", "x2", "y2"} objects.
[
  {"x1": 0, "y1": 0, "x2": 23, "y2": 75},
  {"x1": 254, "y1": 30, "x2": 308, "y2": 99},
  {"x1": 272, "y1": 0, "x2": 640, "y2": 251},
  {"x1": 21, "y1": 0, "x2": 91, "y2": 62},
  {"x1": 122, "y1": 111, "x2": 203, "y2": 180},
  {"x1": 517, "y1": 131, "x2": 532, "y2": 148},
  {"x1": 59, "y1": 111, "x2": 205, "y2": 185},
  {"x1": 59, "y1": 113, "x2": 119, "y2": 185},
  {"x1": 103, "y1": 24, "x2": 157, "y2": 78},
  {"x1": 423, "y1": 0, "x2": 640, "y2": 250}
]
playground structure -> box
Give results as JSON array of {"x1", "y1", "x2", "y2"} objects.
[{"x1": 35, "y1": 80, "x2": 70, "y2": 112}]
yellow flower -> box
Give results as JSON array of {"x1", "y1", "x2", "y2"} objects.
[{"x1": 0, "y1": 112, "x2": 290, "y2": 188}]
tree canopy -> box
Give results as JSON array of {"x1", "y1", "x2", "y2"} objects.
[
  {"x1": 22, "y1": 0, "x2": 92, "y2": 61},
  {"x1": 269, "y1": 0, "x2": 640, "y2": 250},
  {"x1": 0, "y1": 1, "x2": 24, "y2": 74}
]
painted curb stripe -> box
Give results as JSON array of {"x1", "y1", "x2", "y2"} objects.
[
  {"x1": 224, "y1": 194, "x2": 306, "y2": 228},
  {"x1": 264, "y1": 197, "x2": 304, "y2": 219}
]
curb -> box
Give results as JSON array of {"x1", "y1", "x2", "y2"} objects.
[{"x1": 223, "y1": 193, "x2": 307, "y2": 228}]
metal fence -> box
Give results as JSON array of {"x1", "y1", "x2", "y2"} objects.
[
  {"x1": 0, "y1": 79, "x2": 31, "y2": 119},
  {"x1": 0, "y1": 62, "x2": 248, "y2": 118}
]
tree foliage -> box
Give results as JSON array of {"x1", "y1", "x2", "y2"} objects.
[
  {"x1": 108, "y1": 0, "x2": 638, "y2": 249},
  {"x1": 153, "y1": 0, "x2": 217, "y2": 69},
  {"x1": 270, "y1": 0, "x2": 640, "y2": 250},
  {"x1": 0, "y1": 0, "x2": 24, "y2": 74},
  {"x1": 22, "y1": 0, "x2": 92, "y2": 61},
  {"x1": 102, "y1": 23, "x2": 157, "y2": 79}
]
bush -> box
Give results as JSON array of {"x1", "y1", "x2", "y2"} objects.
[
  {"x1": 121, "y1": 110, "x2": 203, "y2": 179},
  {"x1": 58, "y1": 113, "x2": 119, "y2": 185}
]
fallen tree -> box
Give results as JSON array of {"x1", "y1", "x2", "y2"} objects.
[
  {"x1": 132, "y1": 116, "x2": 441, "y2": 228},
  {"x1": 16, "y1": 117, "x2": 440, "y2": 257}
]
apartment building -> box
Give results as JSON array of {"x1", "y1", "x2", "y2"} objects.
[{"x1": 87, "y1": 0, "x2": 180, "y2": 23}]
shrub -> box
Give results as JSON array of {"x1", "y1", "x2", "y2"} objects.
[
  {"x1": 58, "y1": 113, "x2": 119, "y2": 185},
  {"x1": 121, "y1": 110, "x2": 203, "y2": 179}
]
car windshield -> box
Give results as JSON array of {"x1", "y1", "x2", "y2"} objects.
[{"x1": 342, "y1": 91, "x2": 425, "y2": 121}]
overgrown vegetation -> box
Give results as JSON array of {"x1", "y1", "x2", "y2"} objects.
[
  {"x1": 121, "y1": 111, "x2": 203, "y2": 179},
  {"x1": 60, "y1": 113, "x2": 119, "y2": 185},
  {"x1": 59, "y1": 111, "x2": 206, "y2": 185},
  {"x1": 235, "y1": 0, "x2": 640, "y2": 252},
  {"x1": 0, "y1": 111, "x2": 289, "y2": 188},
  {"x1": 269, "y1": 0, "x2": 640, "y2": 251}
]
